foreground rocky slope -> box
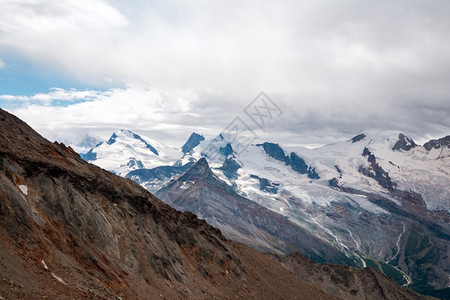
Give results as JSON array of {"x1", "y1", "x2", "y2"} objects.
[{"x1": 0, "y1": 108, "x2": 336, "y2": 299}]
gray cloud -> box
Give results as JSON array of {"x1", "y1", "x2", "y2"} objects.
[{"x1": 0, "y1": 0, "x2": 449, "y2": 146}]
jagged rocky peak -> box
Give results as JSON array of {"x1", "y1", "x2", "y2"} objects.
[
  {"x1": 194, "y1": 156, "x2": 209, "y2": 167},
  {"x1": 70, "y1": 135, "x2": 103, "y2": 156},
  {"x1": 220, "y1": 157, "x2": 241, "y2": 179},
  {"x1": 199, "y1": 133, "x2": 248, "y2": 164},
  {"x1": 392, "y1": 133, "x2": 417, "y2": 151},
  {"x1": 356, "y1": 130, "x2": 416, "y2": 149},
  {"x1": 78, "y1": 134, "x2": 102, "y2": 148},
  {"x1": 181, "y1": 132, "x2": 205, "y2": 153},
  {"x1": 105, "y1": 129, "x2": 142, "y2": 145},
  {"x1": 423, "y1": 135, "x2": 450, "y2": 151},
  {"x1": 351, "y1": 133, "x2": 366, "y2": 143},
  {"x1": 179, "y1": 157, "x2": 211, "y2": 179}
]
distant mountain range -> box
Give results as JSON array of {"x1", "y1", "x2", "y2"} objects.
[{"x1": 78, "y1": 128, "x2": 450, "y2": 296}]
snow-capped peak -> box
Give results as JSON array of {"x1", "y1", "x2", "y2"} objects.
[
  {"x1": 70, "y1": 134, "x2": 102, "y2": 154},
  {"x1": 106, "y1": 129, "x2": 160, "y2": 155},
  {"x1": 81, "y1": 129, "x2": 182, "y2": 176}
]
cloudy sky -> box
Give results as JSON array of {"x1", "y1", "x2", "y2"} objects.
[{"x1": 0, "y1": 0, "x2": 449, "y2": 148}]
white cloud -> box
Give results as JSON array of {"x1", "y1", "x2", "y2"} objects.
[
  {"x1": 2, "y1": 0, "x2": 448, "y2": 96},
  {"x1": 6, "y1": 86, "x2": 449, "y2": 148},
  {"x1": 0, "y1": 1, "x2": 449, "y2": 145},
  {"x1": 8, "y1": 87, "x2": 231, "y2": 145},
  {"x1": 0, "y1": 58, "x2": 4, "y2": 69},
  {"x1": 0, "y1": 88, "x2": 105, "y2": 104},
  {"x1": 0, "y1": 0, "x2": 126, "y2": 32}
]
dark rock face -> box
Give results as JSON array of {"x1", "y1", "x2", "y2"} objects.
[
  {"x1": 257, "y1": 142, "x2": 289, "y2": 163},
  {"x1": 0, "y1": 108, "x2": 339, "y2": 299},
  {"x1": 360, "y1": 147, "x2": 397, "y2": 192},
  {"x1": 328, "y1": 177, "x2": 341, "y2": 188},
  {"x1": 181, "y1": 132, "x2": 205, "y2": 154},
  {"x1": 250, "y1": 174, "x2": 279, "y2": 194},
  {"x1": 81, "y1": 148, "x2": 97, "y2": 161},
  {"x1": 106, "y1": 132, "x2": 118, "y2": 145},
  {"x1": 351, "y1": 134, "x2": 366, "y2": 143},
  {"x1": 258, "y1": 143, "x2": 320, "y2": 179},
  {"x1": 220, "y1": 157, "x2": 241, "y2": 179},
  {"x1": 307, "y1": 167, "x2": 320, "y2": 180},
  {"x1": 392, "y1": 133, "x2": 417, "y2": 151},
  {"x1": 290, "y1": 152, "x2": 308, "y2": 174},
  {"x1": 219, "y1": 143, "x2": 233, "y2": 156},
  {"x1": 424, "y1": 135, "x2": 450, "y2": 151},
  {"x1": 334, "y1": 165, "x2": 343, "y2": 178},
  {"x1": 360, "y1": 147, "x2": 428, "y2": 209}
]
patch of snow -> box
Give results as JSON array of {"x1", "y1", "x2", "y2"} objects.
[
  {"x1": 346, "y1": 229, "x2": 367, "y2": 267},
  {"x1": 18, "y1": 185, "x2": 28, "y2": 195},
  {"x1": 41, "y1": 259, "x2": 48, "y2": 270},
  {"x1": 388, "y1": 222, "x2": 406, "y2": 262},
  {"x1": 51, "y1": 273, "x2": 67, "y2": 285},
  {"x1": 41, "y1": 259, "x2": 67, "y2": 285},
  {"x1": 345, "y1": 193, "x2": 390, "y2": 214}
]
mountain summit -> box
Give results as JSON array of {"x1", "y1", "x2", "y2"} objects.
[{"x1": 81, "y1": 129, "x2": 181, "y2": 176}]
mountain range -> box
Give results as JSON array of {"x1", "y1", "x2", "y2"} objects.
[
  {"x1": 80, "y1": 127, "x2": 450, "y2": 297},
  {"x1": 0, "y1": 108, "x2": 432, "y2": 299}
]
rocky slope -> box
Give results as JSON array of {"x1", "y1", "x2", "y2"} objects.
[{"x1": 0, "y1": 108, "x2": 339, "y2": 299}]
